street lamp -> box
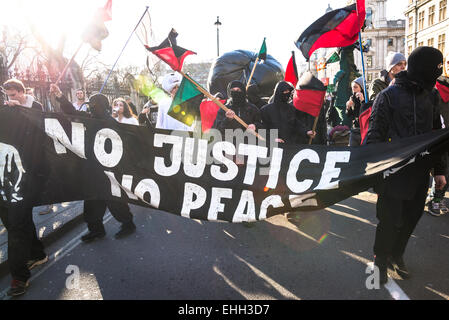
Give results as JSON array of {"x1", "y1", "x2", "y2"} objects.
[{"x1": 214, "y1": 16, "x2": 222, "y2": 57}]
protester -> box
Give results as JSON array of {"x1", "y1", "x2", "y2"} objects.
[
  {"x1": 1, "y1": 78, "x2": 48, "y2": 297},
  {"x1": 3, "y1": 79, "x2": 43, "y2": 111},
  {"x1": 112, "y1": 97, "x2": 139, "y2": 125},
  {"x1": 124, "y1": 96, "x2": 138, "y2": 115},
  {"x1": 72, "y1": 88, "x2": 88, "y2": 112},
  {"x1": 157, "y1": 72, "x2": 194, "y2": 131},
  {"x1": 365, "y1": 47, "x2": 446, "y2": 285},
  {"x1": 261, "y1": 80, "x2": 316, "y2": 144},
  {"x1": 138, "y1": 98, "x2": 158, "y2": 127},
  {"x1": 345, "y1": 76, "x2": 365, "y2": 146},
  {"x1": 247, "y1": 84, "x2": 266, "y2": 109},
  {"x1": 368, "y1": 52, "x2": 406, "y2": 101},
  {"x1": 212, "y1": 80, "x2": 262, "y2": 135},
  {"x1": 427, "y1": 53, "x2": 449, "y2": 216},
  {"x1": 50, "y1": 84, "x2": 137, "y2": 242}
]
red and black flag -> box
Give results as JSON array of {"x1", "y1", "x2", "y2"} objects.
[
  {"x1": 293, "y1": 71, "x2": 326, "y2": 117},
  {"x1": 82, "y1": 0, "x2": 112, "y2": 51},
  {"x1": 295, "y1": 0, "x2": 365, "y2": 60},
  {"x1": 145, "y1": 28, "x2": 196, "y2": 72},
  {"x1": 284, "y1": 51, "x2": 299, "y2": 88}
]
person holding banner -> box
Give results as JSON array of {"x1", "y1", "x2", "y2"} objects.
[
  {"x1": 260, "y1": 80, "x2": 304, "y2": 144},
  {"x1": 1, "y1": 78, "x2": 49, "y2": 296},
  {"x1": 365, "y1": 47, "x2": 446, "y2": 285},
  {"x1": 213, "y1": 80, "x2": 262, "y2": 135},
  {"x1": 50, "y1": 84, "x2": 137, "y2": 242}
]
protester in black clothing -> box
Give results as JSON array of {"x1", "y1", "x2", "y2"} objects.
[
  {"x1": 213, "y1": 80, "x2": 262, "y2": 135},
  {"x1": 365, "y1": 47, "x2": 446, "y2": 285},
  {"x1": 1, "y1": 79, "x2": 48, "y2": 296},
  {"x1": 50, "y1": 84, "x2": 136, "y2": 242},
  {"x1": 345, "y1": 76, "x2": 365, "y2": 146},
  {"x1": 293, "y1": 107, "x2": 327, "y2": 145},
  {"x1": 247, "y1": 84, "x2": 267, "y2": 109},
  {"x1": 261, "y1": 81, "x2": 296, "y2": 144}
]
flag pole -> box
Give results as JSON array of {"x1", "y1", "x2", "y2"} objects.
[
  {"x1": 179, "y1": 71, "x2": 265, "y2": 141},
  {"x1": 55, "y1": 42, "x2": 84, "y2": 85},
  {"x1": 308, "y1": 116, "x2": 319, "y2": 145},
  {"x1": 99, "y1": 6, "x2": 149, "y2": 93},
  {"x1": 245, "y1": 57, "x2": 259, "y2": 91},
  {"x1": 358, "y1": 32, "x2": 368, "y2": 103}
]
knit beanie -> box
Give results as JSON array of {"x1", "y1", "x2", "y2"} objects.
[
  {"x1": 407, "y1": 47, "x2": 444, "y2": 90},
  {"x1": 352, "y1": 76, "x2": 365, "y2": 91},
  {"x1": 385, "y1": 52, "x2": 406, "y2": 72}
]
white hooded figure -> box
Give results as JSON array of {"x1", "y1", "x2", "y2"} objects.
[{"x1": 156, "y1": 72, "x2": 194, "y2": 131}]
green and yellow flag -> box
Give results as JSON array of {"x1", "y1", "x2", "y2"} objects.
[{"x1": 168, "y1": 76, "x2": 204, "y2": 126}]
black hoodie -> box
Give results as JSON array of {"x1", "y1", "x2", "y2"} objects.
[
  {"x1": 260, "y1": 81, "x2": 299, "y2": 143},
  {"x1": 212, "y1": 81, "x2": 262, "y2": 133}
]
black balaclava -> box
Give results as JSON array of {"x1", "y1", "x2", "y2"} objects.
[
  {"x1": 88, "y1": 93, "x2": 110, "y2": 119},
  {"x1": 227, "y1": 80, "x2": 247, "y2": 106},
  {"x1": 407, "y1": 46, "x2": 444, "y2": 91},
  {"x1": 272, "y1": 81, "x2": 294, "y2": 104}
]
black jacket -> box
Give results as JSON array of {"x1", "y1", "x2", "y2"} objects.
[
  {"x1": 365, "y1": 71, "x2": 446, "y2": 199},
  {"x1": 213, "y1": 82, "x2": 262, "y2": 133},
  {"x1": 261, "y1": 81, "x2": 323, "y2": 144}
]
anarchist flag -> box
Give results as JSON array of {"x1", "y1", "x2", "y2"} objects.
[
  {"x1": 295, "y1": 0, "x2": 366, "y2": 60},
  {"x1": 258, "y1": 38, "x2": 267, "y2": 62},
  {"x1": 168, "y1": 76, "x2": 204, "y2": 126},
  {"x1": 145, "y1": 28, "x2": 196, "y2": 71},
  {"x1": 82, "y1": 0, "x2": 112, "y2": 51},
  {"x1": 284, "y1": 51, "x2": 299, "y2": 88},
  {"x1": 293, "y1": 71, "x2": 326, "y2": 117}
]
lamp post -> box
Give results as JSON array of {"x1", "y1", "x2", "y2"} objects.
[{"x1": 214, "y1": 16, "x2": 222, "y2": 57}]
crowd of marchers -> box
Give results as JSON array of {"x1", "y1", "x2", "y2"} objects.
[{"x1": 0, "y1": 46, "x2": 448, "y2": 296}]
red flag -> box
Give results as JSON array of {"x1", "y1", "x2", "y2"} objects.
[
  {"x1": 199, "y1": 99, "x2": 225, "y2": 132},
  {"x1": 82, "y1": 0, "x2": 112, "y2": 51},
  {"x1": 359, "y1": 105, "x2": 372, "y2": 144},
  {"x1": 284, "y1": 51, "x2": 299, "y2": 88},
  {"x1": 102, "y1": 0, "x2": 112, "y2": 21},
  {"x1": 293, "y1": 71, "x2": 326, "y2": 117}
]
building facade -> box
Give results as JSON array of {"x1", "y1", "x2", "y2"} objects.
[
  {"x1": 405, "y1": 0, "x2": 448, "y2": 58},
  {"x1": 353, "y1": 0, "x2": 406, "y2": 84}
]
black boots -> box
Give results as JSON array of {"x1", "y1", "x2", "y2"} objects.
[
  {"x1": 114, "y1": 221, "x2": 136, "y2": 239},
  {"x1": 374, "y1": 255, "x2": 388, "y2": 285},
  {"x1": 81, "y1": 229, "x2": 106, "y2": 242}
]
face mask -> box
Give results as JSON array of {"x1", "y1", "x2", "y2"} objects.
[
  {"x1": 230, "y1": 90, "x2": 246, "y2": 105},
  {"x1": 280, "y1": 92, "x2": 292, "y2": 103}
]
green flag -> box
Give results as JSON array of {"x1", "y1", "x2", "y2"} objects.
[
  {"x1": 326, "y1": 51, "x2": 340, "y2": 64},
  {"x1": 168, "y1": 76, "x2": 204, "y2": 126},
  {"x1": 258, "y1": 38, "x2": 267, "y2": 61}
]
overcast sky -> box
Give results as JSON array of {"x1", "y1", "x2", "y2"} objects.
[{"x1": 0, "y1": 0, "x2": 409, "y2": 70}]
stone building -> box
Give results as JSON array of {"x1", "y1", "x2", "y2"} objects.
[
  {"x1": 405, "y1": 0, "x2": 448, "y2": 57},
  {"x1": 352, "y1": 0, "x2": 406, "y2": 84}
]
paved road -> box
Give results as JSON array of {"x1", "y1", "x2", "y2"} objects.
[{"x1": 0, "y1": 191, "x2": 448, "y2": 300}]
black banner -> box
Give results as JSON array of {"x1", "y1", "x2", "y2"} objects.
[{"x1": 1, "y1": 106, "x2": 449, "y2": 222}]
